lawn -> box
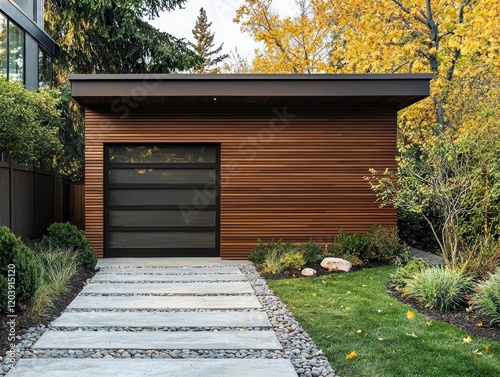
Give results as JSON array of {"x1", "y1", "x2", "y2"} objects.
[{"x1": 267, "y1": 266, "x2": 500, "y2": 377}]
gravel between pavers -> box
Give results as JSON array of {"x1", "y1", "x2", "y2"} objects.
[{"x1": 0, "y1": 263, "x2": 338, "y2": 377}]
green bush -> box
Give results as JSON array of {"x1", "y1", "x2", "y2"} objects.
[
  {"x1": 0, "y1": 226, "x2": 42, "y2": 310},
  {"x1": 281, "y1": 251, "x2": 306, "y2": 269},
  {"x1": 458, "y1": 236, "x2": 500, "y2": 278},
  {"x1": 248, "y1": 239, "x2": 294, "y2": 265},
  {"x1": 403, "y1": 266, "x2": 473, "y2": 312},
  {"x1": 389, "y1": 258, "x2": 430, "y2": 291},
  {"x1": 298, "y1": 240, "x2": 325, "y2": 264},
  {"x1": 367, "y1": 224, "x2": 400, "y2": 261},
  {"x1": 472, "y1": 268, "x2": 500, "y2": 326},
  {"x1": 330, "y1": 229, "x2": 373, "y2": 262},
  {"x1": 40, "y1": 222, "x2": 97, "y2": 270}
]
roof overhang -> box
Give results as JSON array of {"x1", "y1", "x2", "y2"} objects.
[{"x1": 69, "y1": 74, "x2": 433, "y2": 110}]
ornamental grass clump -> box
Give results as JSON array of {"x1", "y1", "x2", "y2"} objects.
[
  {"x1": 403, "y1": 266, "x2": 473, "y2": 312},
  {"x1": 472, "y1": 268, "x2": 500, "y2": 326}
]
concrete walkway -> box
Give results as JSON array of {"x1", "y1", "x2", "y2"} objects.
[{"x1": 6, "y1": 258, "x2": 301, "y2": 377}]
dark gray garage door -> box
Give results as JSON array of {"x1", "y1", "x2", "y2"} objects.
[{"x1": 104, "y1": 144, "x2": 220, "y2": 257}]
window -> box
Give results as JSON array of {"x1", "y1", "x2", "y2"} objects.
[
  {"x1": 11, "y1": 1, "x2": 34, "y2": 21},
  {"x1": 0, "y1": 13, "x2": 6, "y2": 79},
  {"x1": 8, "y1": 22, "x2": 23, "y2": 82},
  {"x1": 38, "y1": 47, "x2": 51, "y2": 88}
]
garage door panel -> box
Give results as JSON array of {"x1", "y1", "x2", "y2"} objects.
[
  {"x1": 109, "y1": 210, "x2": 216, "y2": 227},
  {"x1": 109, "y1": 231, "x2": 216, "y2": 248},
  {"x1": 109, "y1": 168, "x2": 217, "y2": 184},
  {"x1": 109, "y1": 189, "x2": 216, "y2": 206},
  {"x1": 109, "y1": 145, "x2": 217, "y2": 164}
]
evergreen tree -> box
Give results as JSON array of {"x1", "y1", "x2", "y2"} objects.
[{"x1": 190, "y1": 8, "x2": 229, "y2": 73}]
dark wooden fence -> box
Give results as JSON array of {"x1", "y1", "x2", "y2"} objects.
[{"x1": 0, "y1": 161, "x2": 84, "y2": 240}]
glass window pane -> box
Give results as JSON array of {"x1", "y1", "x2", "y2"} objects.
[
  {"x1": 109, "y1": 231, "x2": 215, "y2": 248},
  {"x1": 109, "y1": 169, "x2": 216, "y2": 184},
  {"x1": 109, "y1": 188, "x2": 216, "y2": 206},
  {"x1": 109, "y1": 210, "x2": 215, "y2": 227},
  {"x1": 38, "y1": 48, "x2": 51, "y2": 88},
  {"x1": 108, "y1": 145, "x2": 216, "y2": 164},
  {"x1": 8, "y1": 22, "x2": 24, "y2": 82},
  {"x1": 0, "y1": 14, "x2": 6, "y2": 79},
  {"x1": 12, "y1": 1, "x2": 34, "y2": 20}
]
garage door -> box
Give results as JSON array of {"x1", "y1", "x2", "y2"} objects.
[{"x1": 104, "y1": 144, "x2": 220, "y2": 257}]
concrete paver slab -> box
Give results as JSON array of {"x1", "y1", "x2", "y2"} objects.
[
  {"x1": 81, "y1": 281, "x2": 254, "y2": 295},
  {"x1": 97, "y1": 267, "x2": 242, "y2": 275},
  {"x1": 97, "y1": 258, "x2": 253, "y2": 268},
  {"x1": 6, "y1": 359, "x2": 297, "y2": 377},
  {"x1": 91, "y1": 273, "x2": 245, "y2": 282},
  {"x1": 67, "y1": 295, "x2": 261, "y2": 310},
  {"x1": 52, "y1": 311, "x2": 272, "y2": 328},
  {"x1": 33, "y1": 330, "x2": 283, "y2": 350}
]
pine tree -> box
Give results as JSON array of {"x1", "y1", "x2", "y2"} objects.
[{"x1": 190, "y1": 7, "x2": 229, "y2": 73}]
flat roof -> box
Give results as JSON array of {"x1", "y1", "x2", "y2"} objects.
[{"x1": 69, "y1": 74, "x2": 432, "y2": 110}]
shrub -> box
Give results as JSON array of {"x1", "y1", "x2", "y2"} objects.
[
  {"x1": 28, "y1": 247, "x2": 79, "y2": 320},
  {"x1": 403, "y1": 266, "x2": 473, "y2": 312},
  {"x1": 259, "y1": 248, "x2": 286, "y2": 274},
  {"x1": 389, "y1": 258, "x2": 430, "y2": 291},
  {"x1": 330, "y1": 229, "x2": 372, "y2": 262},
  {"x1": 325, "y1": 249, "x2": 364, "y2": 267},
  {"x1": 298, "y1": 240, "x2": 326, "y2": 264},
  {"x1": 367, "y1": 224, "x2": 400, "y2": 261},
  {"x1": 281, "y1": 251, "x2": 306, "y2": 270},
  {"x1": 248, "y1": 239, "x2": 294, "y2": 265},
  {"x1": 458, "y1": 236, "x2": 500, "y2": 278},
  {"x1": 0, "y1": 226, "x2": 41, "y2": 310},
  {"x1": 40, "y1": 222, "x2": 97, "y2": 270},
  {"x1": 472, "y1": 268, "x2": 500, "y2": 326}
]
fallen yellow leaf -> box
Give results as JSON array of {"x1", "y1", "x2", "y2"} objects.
[
  {"x1": 463, "y1": 336, "x2": 472, "y2": 343},
  {"x1": 346, "y1": 351, "x2": 358, "y2": 360},
  {"x1": 345, "y1": 307, "x2": 351, "y2": 311},
  {"x1": 426, "y1": 321, "x2": 433, "y2": 326},
  {"x1": 477, "y1": 322, "x2": 483, "y2": 327},
  {"x1": 356, "y1": 329, "x2": 362, "y2": 334},
  {"x1": 407, "y1": 310, "x2": 415, "y2": 320},
  {"x1": 484, "y1": 344, "x2": 490, "y2": 353}
]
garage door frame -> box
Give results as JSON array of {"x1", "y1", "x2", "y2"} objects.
[{"x1": 103, "y1": 143, "x2": 220, "y2": 258}]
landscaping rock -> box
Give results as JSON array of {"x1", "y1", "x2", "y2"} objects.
[
  {"x1": 320, "y1": 258, "x2": 352, "y2": 272},
  {"x1": 301, "y1": 268, "x2": 317, "y2": 277}
]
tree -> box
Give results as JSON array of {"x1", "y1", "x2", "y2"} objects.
[
  {"x1": 45, "y1": 0, "x2": 203, "y2": 80},
  {"x1": 190, "y1": 7, "x2": 229, "y2": 73},
  {"x1": 235, "y1": 0, "x2": 337, "y2": 73},
  {"x1": 0, "y1": 78, "x2": 63, "y2": 166}
]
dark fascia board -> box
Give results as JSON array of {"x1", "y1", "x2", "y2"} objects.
[
  {"x1": 69, "y1": 74, "x2": 433, "y2": 108},
  {"x1": 0, "y1": 0, "x2": 57, "y2": 55}
]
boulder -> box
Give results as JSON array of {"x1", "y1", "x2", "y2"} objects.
[
  {"x1": 320, "y1": 257, "x2": 352, "y2": 272},
  {"x1": 301, "y1": 268, "x2": 317, "y2": 277}
]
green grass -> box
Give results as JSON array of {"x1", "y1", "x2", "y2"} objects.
[{"x1": 267, "y1": 266, "x2": 500, "y2": 377}]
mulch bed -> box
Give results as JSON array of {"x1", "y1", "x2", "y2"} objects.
[
  {"x1": 260, "y1": 262, "x2": 499, "y2": 343},
  {"x1": 0, "y1": 269, "x2": 95, "y2": 359}
]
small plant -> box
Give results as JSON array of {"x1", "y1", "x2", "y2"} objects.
[
  {"x1": 330, "y1": 229, "x2": 372, "y2": 262},
  {"x1": 458, "y1": 236, "x2": 500, "y2": 278},
  {"x1": 472, "y1": 268, "x2": 500, "y2": 326},
  {"x1": 40, "y1": 222, "x2": 97, "y2": 270},
  {"x1": 0, "y1": 226, "x2": 42, "y2": 311},
  {"x1": 393, "y1": 245, "x2": 415, "y2": 267},
  {"x1": 259, "y1": 248, "x2": 286, "y2": 274},
  {"x1": 281, "y1": 251, "x2": 306, "y2": 269},
  {"x1": 249, "y1": 239, "x2": 294, "y2": 265},
  {"x1": 403, "y1": 266, "x2": 473, "y2": 312},
  {"x1": 325, "y1": 249, "x2": 364, "y2": 267},
  {"x1": 389, "y1": 258, "x2": 430, "y2": 291},
  {"x1": 28, "y1": 247, "x2": 79, "y2": 320},
  {"x1": 298, "y1": 240, "x2": 325, "y2": 264},
  {"x1": 367, "y1": 224, "x2": 400, "y2": 261}
]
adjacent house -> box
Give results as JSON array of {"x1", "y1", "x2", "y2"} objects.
[
  {"x1": 0, "y1": 0, "x2": 56, "y2": 89},
  {"x1": 70, "y1": 74, "x2": 432, "y2": 260}
]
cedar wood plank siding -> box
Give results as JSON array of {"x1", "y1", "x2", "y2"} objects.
[{"x1": 85, "y1": 107, "x2": 397, "y2": 259}]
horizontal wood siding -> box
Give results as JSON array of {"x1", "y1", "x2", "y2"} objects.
[{"x1": 85, "y1": 107, "x2": 397, "y2": 259}]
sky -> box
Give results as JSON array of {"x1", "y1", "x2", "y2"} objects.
[{"x1": 149, "y1": 0, "x2": 297, "y2": 61}]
